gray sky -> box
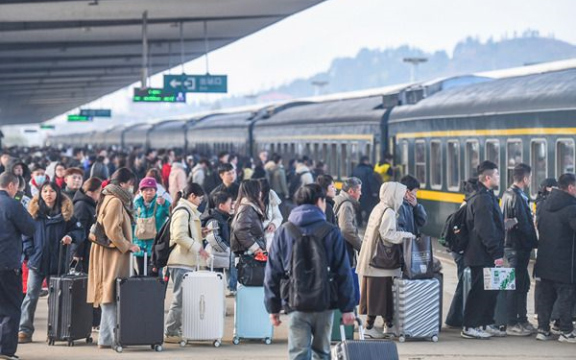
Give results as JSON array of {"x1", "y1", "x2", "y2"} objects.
[{"x1": 51, "y1": 0, "x2": 576, "y2": 123}]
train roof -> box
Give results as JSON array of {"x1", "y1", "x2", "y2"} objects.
[
  {"x1": 256, "y1": 95, "x2": 385, "y2": 127},
  {"x1": 476, "y1": 58, "x2": 576, "y2": 79},
  {"x1": 389, "y1": 69, "x2": 576, "y2": 123},
  {"x1": 191, "y1": 111, "x2": 256, "y2": 129}
]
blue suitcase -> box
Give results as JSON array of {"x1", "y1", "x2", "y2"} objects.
[{"x1": 233, "y1": 285, "x2": 273, "y2": 345}]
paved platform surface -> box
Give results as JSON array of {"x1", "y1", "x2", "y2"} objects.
[{"x1": 16, "y1": 246, "x2": 576, "y2": 359}]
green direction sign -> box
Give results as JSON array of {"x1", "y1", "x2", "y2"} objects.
[
  {"x1": 67, "y1": 115, "x2": 93, "y2": 122},
  {"x1": 163, "y1": 74, "x2": 227, "y2": 93},
  {"x1": 40, "y1": 124, "x2": 56, "y2": 130},
  {"x1": 133, "y1": 88, "x2": 186, "y2": 103},
  {"x1": 80, "y1": 109, "x2": 112, "y2": 117}
]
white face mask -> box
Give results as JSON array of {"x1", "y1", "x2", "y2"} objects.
[{"x1": 127, "y1": 186, "x2": 134, "y2": 194}]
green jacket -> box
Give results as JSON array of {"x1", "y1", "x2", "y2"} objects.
[{"x1": 132, "y1": 194, "x2": 170, "y2": 257}]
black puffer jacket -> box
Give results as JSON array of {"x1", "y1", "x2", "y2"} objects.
[
  {"x1": 501, "y1": 185, "x2": 538, "y2": 250},
  {"x1": 464, "y1": 182, "x2": 505, "y2": 267},
  {"x1": 72, "y1": 189, "x2": 96, "y2": 264},
  {"x1": 535, "y1": 189, "x2": 576, "y2": 284},
  {"x1": 230, "y1": 200, "x2": 266, "y2": 254}
]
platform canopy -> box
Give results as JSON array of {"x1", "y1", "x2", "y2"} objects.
[{"x1": 0, "y1": 0, "x2": 325, "y2": 125}]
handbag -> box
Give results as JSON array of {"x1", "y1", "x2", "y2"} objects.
[
  {"x1": 88, "y1": 221, "x2": 114, "y2": 249},
  {"x1": 370, "y1": 241, "x2": 402, "y2": 270},
  {"x1": 134, "y1": 203, "x2": 158, "y2": 239},
  {"x1": 236, "y1": 253, "x2": 266, "y2": 286},
  {"x1": 403, "y1": 236, "x2": 434, "y2": 279}
]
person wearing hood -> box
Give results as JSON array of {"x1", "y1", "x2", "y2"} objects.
[
  {"x1": 169, "y1": 159, "x2": 187, "y2": 202},
  {"x1": 265, "y1": 153, "x2": 289, "y2": 200},
  {"x1": 356, "y1": 182, "x2": 415, "y2": 339},
  {"x1": 190, "y1": 159, "x2": 209, "y2": 189},
  {"x1": 264, "y1": 184, "x2": 355, "y2": 360},
  {"x1": 534, "y1": 173, "x2": 576, "y2": 343},
  {"x1": 61, "y1": 167, "x2": 84, "y2": 200},
  {"x1": 18, "y1": 182, "x2": 84, "y2": 344},
  {"x1": 397, "y1": 175, "x2": 427, "y2": 236},
  {"x1": 133, "y1": 177, "x2": 171, "y2": 276},
  {"x1": 28, "y1": 166, "x2": 48, "y2": 198},
  {"x1": 294, "y1": 158, "x2": 314, "y2": 186},
  {"x1": 461, "y1": 161, "x2": 506, "y2": 340},
  {"x1": 230, "y1": 180, "x2": 266, "y2": 255}
]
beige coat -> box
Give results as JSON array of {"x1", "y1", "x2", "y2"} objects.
[
  {"x1": 356, "y1": 182, "x2": 415, "y2": 278},
  {"x1": 87, "y1": 195, "x2": 133, "y2": 306},
  {"x1": 167, "y1": 199, "x2": 205, "y2": 268},
  {"x1": 169, "y1": 163, "x2": 187, "y2": 202}
]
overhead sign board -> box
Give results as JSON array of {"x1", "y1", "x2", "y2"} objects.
[
  {"x1": 80, "y1": 109, "x2": 112, "y2": 117},
  {"x1": 67, "y1": 115, "x2": 93, "y2": 122},
  {"x1": 164, "y1": 74, "x2": 227, "y2": 93},
  {"x1": 40, "y1": 124, "x2": 56, "y2": 130},
  {"x1": 133, "y1": 88, "x2": 186, "y2": 103}
]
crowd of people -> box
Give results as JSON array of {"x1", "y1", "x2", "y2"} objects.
[{"x1": 0, "y1": 145, "x2": 575, "y2": 360}]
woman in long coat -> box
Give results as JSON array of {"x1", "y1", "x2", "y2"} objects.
[{"x1": 87, "y1": 168, "x2": 140, "y2": 349}]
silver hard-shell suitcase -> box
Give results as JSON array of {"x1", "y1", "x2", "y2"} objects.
[
  {"x1": 332, "y1": 317, "x2": 399, "y2": 360},
  {"x1": 180, "y1": 258, "x2": 225, "y2": 348},
  {"x1": 392, "y1": 277, "x2": 440, "y2": 342}
]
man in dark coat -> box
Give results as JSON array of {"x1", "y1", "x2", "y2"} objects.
[
  {"x1": 500, "y1": 164, "x2": 538, "y2": 336},
  {"x1": 535, "y1": 173, "x2": 576, "y2": 343},
  {"x1": 351, "y1": 156, "x2": 381, "y2": 226},
  {"x1": 397, "y1": 175, "x2": 427, "y2": 236},
  {"x1": 0, "y1": 173, "x2": 36, "y2": 359},
  {"x1": 209, "y1": 163, "x2": 239, "y2": 209},
  {"x1": 462, "y1": 161, "x2": 505, "y2": 340}
]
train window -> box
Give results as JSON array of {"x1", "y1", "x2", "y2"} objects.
[
  {"x1": 350, "y1": 143, "x2": 359, "y2": 174},
  {"x1": 401, "y1": 140, "x2": 409, "y2": 173},
  {"x1": 331, "y1": 144, "x2": 338, "y2": 178},
  {"x1": 365, "y1": 143, "x2": 372, "y2": 163},
  {"x1": 506, "y1": 140, "x2": 523, "y2": 187},
  {"x1": 341, "y1": 143, "x2": 348, "y2": 176},
  {"x1": 415, "y1": 140, "x2": 426, "y2": 186},
  {"x1": 531, "y1": 140, "x2": 547, "y2": 198},
  {"x1": 447, "y1": 140, "x2": 460, "y2": 191},
  {"x1": 430, "y1": 140, "x2": 442, "y2": 189},
  {"x1": 485, "y1": 140, "x2": 500, "y2": 167},
  {"x1": 465, "y1": 140, "x2": 480, "y2": 179},
  {"x1": 556, "y1": 139, "x2": 575, "y2": 177},
  {"x1": 314, "y1": 143, "x2": 320, "y2": 162}
]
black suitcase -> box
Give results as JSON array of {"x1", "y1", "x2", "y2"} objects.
[
  {"x1": 47, "y1": 245, "x2": 93, "y2": 346},
  {"x1": 114, "y1": 253, "x2": 165, "y2": 353},
  {"x1": 332, "y1": 317, "x2": 399, "y2": 360}
]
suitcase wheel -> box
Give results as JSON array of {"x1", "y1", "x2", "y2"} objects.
[
  {"x1": 154, "y1": 344, "x2": 163, "y2": 352},
  {"x1": 232, "y1": 337, "x2": 240, "y2": 345},
  {"x1": 431, "y1": 335, "x2": 439, "y2": 343},
  {"x1": 179, "y1": 340, "x2": 187, "y2": 347},
  {"x1": 47, "y1": 338, "x2": 54, "y2": 346},
  {"x1": 115, "y1": 346, "x2": 123, "y2": 353},
  {"x1": 213, "y1": 340, "x2": 221, "y2": 348},
  {"x1": 67, "y1": 340, "x2": 74, "y2": 347},
  {"x1": 264, "y1": 338, "x2": 272, "y2": 345},
  {"x1": 86, "y1": 337, "x2": 93, "y2": 344},
  {"x1": 398, "y1": 335, "x2": 406, "y2": 343}
]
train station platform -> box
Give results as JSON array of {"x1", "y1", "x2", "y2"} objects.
[{"x1": 16, "y1": 247, "x2": 575, "y2": 360}]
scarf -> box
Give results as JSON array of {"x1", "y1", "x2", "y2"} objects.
[{"x1": 102, "y1": 184, "x2": 135, "y2": 221}]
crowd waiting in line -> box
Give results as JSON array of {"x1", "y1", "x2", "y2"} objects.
[{"x1": 0, "y1": 145, "x2": 575, "y2": 360}]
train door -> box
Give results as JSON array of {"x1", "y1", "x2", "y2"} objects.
[
  {"x1": 530, "y1": 139, "x2": 547, "y2": 199},
  {"x1": 556, "y1": 139, "x2": 575, "y2": 177}
]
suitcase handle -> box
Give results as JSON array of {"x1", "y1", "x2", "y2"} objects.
[
  {"x1": 195, "y1": 254, "x2": 215, "y2": 272},
  {"x1": 57, "y1": 242, "x2": 71, "y2": 277},
  {"x1": 340, "y1": 316, "x2": 364, "y2": 341},
  {"x1": 129, "y1": 251, "x2": 148, "y2": 277}
]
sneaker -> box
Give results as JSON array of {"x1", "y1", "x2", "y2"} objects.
[
  {"x1": 17, "y1": 332, "x2": 31, "y2": 344},
  {"x1": 536, "y1": 330, "x2": 554, "y2": 341},
  {"x1": 363, "y1": 327, "x2": 385, "y2": 339},
  {"x1": 384, "y1": 323, "x2": 395, "y2": 336},
  {"x1": 558, "y1": 330, "x2": 576, "y2": 344},
  {"x1": 551, "y1": 324, "x2": 563, "y2": 335},
  {"x1": 164, "y1": 335, "x2": 182, "y2": 344},
  {"x1": 92, "y1": 326, "x2": 100, "y2": 333},
  {"x1": 0, "y1": 354, "x2": 20, "y2": 360},
  {"x1": 506, "y1": 324, "x2": 532, "y2": 336},
  {"x1": 484, "y1": 325, "x2": 506, "y2": 337},
  {"x1": 461, "y1": 327, "x2": 492, "y2": 339},
  {"x1": 39, "y1": 289, "x2": 49, "y2": 297},
  {"x1": 520, "y1": 321, "x2": 537, "y2": 334}
]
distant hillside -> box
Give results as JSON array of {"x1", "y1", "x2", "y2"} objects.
[{"x1": 210, "y1": 32, "x2": 576, "y2": 109}]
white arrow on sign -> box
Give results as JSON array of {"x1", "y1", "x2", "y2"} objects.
[{"x1": 169, "y1": 77, "x2": 195, "y2": 90}]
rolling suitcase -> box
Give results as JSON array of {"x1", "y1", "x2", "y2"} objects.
[
  {"x1": 114, "y1": 253, "x2": 165, "y2": 353},
  {"x1": 47, "y1": 244, "x2": 93, "y2": 346},
  {"x1": 332, "y1": 317, "x2": 399, "y2": 360},
  {"x1": 180, "y1": 257, "x2": 225, "y2": 347},
  {"x1": 392, "y1": 277, "x2": 440, "y2": 342},
  {"x1": 233, "y1": 285, "x2": 273, "y2": 345}
]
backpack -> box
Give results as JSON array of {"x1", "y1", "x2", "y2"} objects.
[
  {"x1": 152, "y1": 207, "x2": 191, "y2": 269},
  {"x1": 288, "y1": 171, "x2": 309, "y2": 199},
  {"x1": 284, "y1": 222, "x2": 335, "y2": 312},
  {"x1": 440, "y1": 204, "x2": 469, "y2": 253}
]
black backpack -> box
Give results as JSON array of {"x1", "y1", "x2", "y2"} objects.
[
  {"x1": 440, "y1": 204, "x2": 469, "y2": 254},
  {"x1": 152, "y1": 207, "x2": 191, "y2": 269},
  {"x1": 284, "y1": 222, "x2": 335, "y2": 312},
  {"x1": 288, "y1": 171, "x2": 309, "y2": 199}
]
